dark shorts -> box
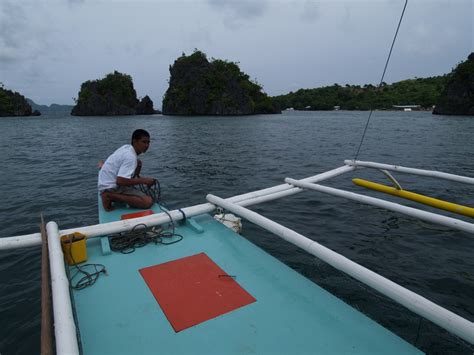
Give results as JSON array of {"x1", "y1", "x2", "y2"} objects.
[{"x1": 102, "y1": 186, "x2": 147, "y2": 198}]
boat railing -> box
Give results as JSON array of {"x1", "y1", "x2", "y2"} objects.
[
  {"x1": 345, "y1": 160, "x2": 474, "y2": 185},
  {"x1": 46, "y1": 221, "x2": 80, "y2": 355},
  {"x1": 1, "y1": 161, "x2": 474, "y2": 352},
  {"x1": 206, "y1": 194, "x2": 474, "y2": 345}
]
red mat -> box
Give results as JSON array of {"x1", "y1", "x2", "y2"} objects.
[{"x1": 139, "y1": 252, "x2": 256, "y2": 332}]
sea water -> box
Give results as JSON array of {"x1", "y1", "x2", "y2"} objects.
[{"x1": 0, "y1": 111, "x2": 473, "y2": 354}]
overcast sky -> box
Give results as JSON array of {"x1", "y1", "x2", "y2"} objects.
[{"x1": 1, "y1": 0, "x2": 472, "y2": 107}]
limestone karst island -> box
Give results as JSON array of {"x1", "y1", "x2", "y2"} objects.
[
  {"x1": 432, "y1": 53, "x2": 474, "y2": 115},
  {"x1": 162, "y1": 51, "x2": 280, "y2": 115},
  {"x1": 0, "y1": 52, "x2": 473, "y2": 117},
  {"x1": 71, "y1": 71, "x2": 156, "y2": 116},
  {"x1": 0, "y1": 85, "x2": 41, "y2": 117}
]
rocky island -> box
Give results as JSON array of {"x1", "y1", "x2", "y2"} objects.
[
  {"x1": 71, "y1": 71, "x2": 157, "y2": 116},
  {"x1": 162, "y1": 51, "x2": 280, "y2": 115},
  {"x1": 433, "y1": 53, "x2": 474, "y2": 116},
  {"x1": 0, "y1": 86, "x2": 40, "y2": 117}
]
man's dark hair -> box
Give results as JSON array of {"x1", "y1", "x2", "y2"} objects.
[{"x1": 131, "y1": 129, "x2": 150, "y2": 143}]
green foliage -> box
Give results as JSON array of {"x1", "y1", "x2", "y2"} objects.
[
  {"x1": 163, "y1": 50, "x2": 280, "y2": 115},
  {"x1": 76, "y1": 71, "x2": 137, "y2": 107},
  {"x1": 0, "y1": 87, "x2": 33, "y2": 116},
  {"x1": 273, "y1": 76, "x2": 449, "y2": 110},
  {"x1": 433, "y1": 53, "x2": 474, "y2": 115},
  {"x1": 72, "y1": 70, "x2": 145, "y2": 115},
  {"x1": 0, "y1": 89, "x2": 15, "y2": 114}
]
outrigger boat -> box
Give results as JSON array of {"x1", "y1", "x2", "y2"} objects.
[
  {"x1": 1, "y1": 160, "x2": 474, "y2": 354},
  {"x1": 2, "y1": 2, "x2": 473, "y2": 352}
]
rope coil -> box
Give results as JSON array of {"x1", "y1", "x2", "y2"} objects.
[{"x1": 108, "y1": 223, "x2": 183, "y2": 254}]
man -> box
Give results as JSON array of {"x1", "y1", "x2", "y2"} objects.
[{"x1": 98, "y1": 129, "x2": 156, "y2": 211}]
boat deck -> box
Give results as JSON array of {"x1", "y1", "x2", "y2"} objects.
[{"x1": 68, "y1": 203, "x2": 422, "y2": 354}]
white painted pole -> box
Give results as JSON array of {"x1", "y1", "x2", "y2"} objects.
[
  {"x1": 46, "y1": 222, "x2": 79, "y2": 355},
  {"x1": 206, "y1": 194, "x2": 474, "y2": 345},
  {"x1": 229, "y1": 165, "x2": 355, "y2": 204},
  {"x1": 0, "y1": 165, "x2": 354, "y2": 250},
  {"x1": 345, "y1": 160, "x2": 474, "y2": 185},
  {"x1": 286, "y1": 179, "x2": 474, "y2": 234},
  {"x1": 0, "y1": 233, "x2": 43, "y2": 250}
]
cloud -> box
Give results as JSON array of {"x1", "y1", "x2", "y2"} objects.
[
  {"x1": 208, "y1": 0, "x2": 267, "y2": 18},
  {"x1": 207, "y1": 0, "x2": 267, "y2": 29},
  {"x1": 0, "y1": 2, "x2": 27, "y2": 63},
  {"x1": 300, "y1": 0, "x2": 320, "y2": 22},
  {"x1": 0, "y1": 1, "x2": 52, "y2": 65}
]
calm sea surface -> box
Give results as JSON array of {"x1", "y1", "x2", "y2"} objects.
[{"x1": 0, "y1": 111, "x2": 473, "y2": 354}]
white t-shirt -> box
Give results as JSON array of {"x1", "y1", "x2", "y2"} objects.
[{"x1": 98, "y1": 144, "x2": 138, "y2": 191}]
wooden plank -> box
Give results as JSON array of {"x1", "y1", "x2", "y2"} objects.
[{"x1": 40, "y1": 214, "x2": 53, "y2": 355}]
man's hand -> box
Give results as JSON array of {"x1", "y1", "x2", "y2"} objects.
[
  {"x1": 116, "y1": 176, "x2": 155, "y2": 187},
  {"x1": 141, "y1": 177, "x2": 156, "y2": 187}
]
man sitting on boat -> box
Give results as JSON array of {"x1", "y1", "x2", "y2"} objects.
[{"x1": 98, "y1": 129, "x2": 156, "y2": 211}]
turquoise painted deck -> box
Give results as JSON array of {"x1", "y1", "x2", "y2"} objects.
[{"x1": 69, "y1": 201, "x2": 423, "y2": 354}]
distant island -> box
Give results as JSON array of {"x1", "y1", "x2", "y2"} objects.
[
  {"x1": 2, "y1": 53, "x2": 472, "y2": 117},
  {"x1": 273, "y1": 52, "x2": 474, "y2": 116},
  {"x1": 433, "y1": 53, "x2": 474, "y2": 116},
  {"x1": 71, "y1": 71, "x2": 158, "y2": 116},
  {"x1": 162, "y1": 50, "x2": 280, "y2": 115},
  {"x1": 27, "y1": 99, "x2": 73, "y2": 116},
  {"x1": 0, "y1": 85, "x2": 40, "y2": 117},
  {"x1": 273, "y1": 76, "x2": 448, "y2": 111}
]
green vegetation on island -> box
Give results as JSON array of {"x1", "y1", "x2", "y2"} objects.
[
  {"x1": 433, "y1": 53, "x2": 474, "y2": 116},
  {"x1": 273, "y1": 76, "x2": 448, "y2": 111},
  {"x1": 71, "y1": 71, "x2": 157, "y2": 116},
  {"x1": 3, "y1": 52, "x2": 472, "y2": 117},
  {"x1": 162, "y1": 50, "x2": 280, "y2": 115},
  {"x1": 0, "y1": 84, "x2": 40, "y2": 117}
]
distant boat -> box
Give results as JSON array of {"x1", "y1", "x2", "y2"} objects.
[{"x1": 393, "y1": 105, "x2": 420, "y2": 111}]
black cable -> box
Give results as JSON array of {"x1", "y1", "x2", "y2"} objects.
[
  {"x1": 108, "y1": 223, "x2": 183, "y2": 254},
  {"x1": 178, "y1": 208, "x2": 187, "y2": 221},
  {"x1": 138, "y1": 180, "x2": 161, "y2": 203},
  {"x1": 63, "y1": 236, "x2": 107, "y2": 290},
  {"x1": 354, "y1": 0, "x2": 408, "y2": 161},
  {"x1": 70, "y1": 263, "x2": 107, "y2": 290},
  {"x1": 414, "y1": 316, "x2": 423, "y2": 346}
]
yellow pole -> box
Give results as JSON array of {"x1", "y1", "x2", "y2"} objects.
[{"x1": 352, "y1": 178, "x2": 474, "y2": 218}]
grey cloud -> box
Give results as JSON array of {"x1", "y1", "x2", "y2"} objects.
[
  {"x1": 207, "y1": 0, "x2": 267, "y2": 19},
  {"x1": 300, "y1": 0, "x2": 320, "y2": 22},
  {"x1": 0, "y1": 2, "x2": 28, "y2": 62},
  {"x1": 207, "y1": 0, "x2": 268, "y2": 30},
  {"x1": 0, "y1": 1, "x2": 52, "y2": 65}
]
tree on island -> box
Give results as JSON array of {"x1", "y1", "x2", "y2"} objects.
[
  {"x1": 162, "y1": 50, "x2": 280, "y2": 115},
  {"x1": 433, "y1": 53, "x2": 474, "y2": 116},
  {"x1": 273, "y1": 76, "x2": 448, "y2": 111},
  {"x1": 0, "y1": 83, "x2": 41, "y2": 117},
  {"x1": 71, "y1": 71, "x2": 156, "y2": 116}
]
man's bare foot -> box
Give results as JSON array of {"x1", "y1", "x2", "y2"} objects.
[{"x1": 101, "y1": 192, "x2": 115, "y2": 211}]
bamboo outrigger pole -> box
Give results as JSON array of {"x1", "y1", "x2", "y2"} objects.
[{"x1": 40, "y1": 214, "x2": 53, "y2": 355}]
